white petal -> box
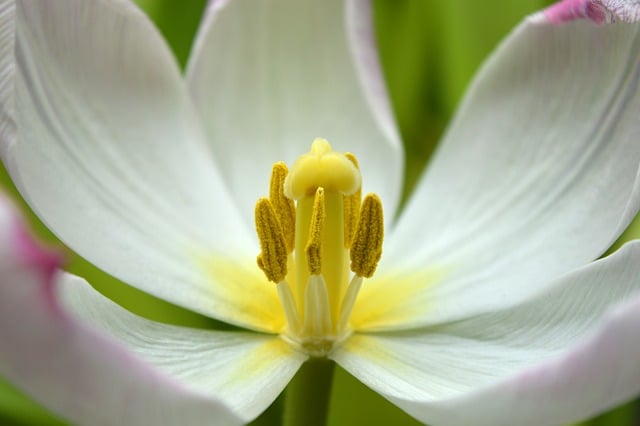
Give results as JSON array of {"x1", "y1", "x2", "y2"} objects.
[
  {"x1": 58, "y1": 273, "x2": 307, "y2": 423},
  {"x1": 0, "y1": 1, "x2": 15, "y2": 142},
  {"x1": 0, "y1": 0, "x2": 272, "y2": 327},
  {"x1": 334, "y1": 241, "x2": 640, "y2": 425},
  {"x1": 187, "y1": 0, "x2": 403, "y2": 226},
  {"x1": 381, "y1": 18, "x2": 640, "y2": 327},
  {"x1": 0, "y1": 197, "x2": 243, "y2": 426}
]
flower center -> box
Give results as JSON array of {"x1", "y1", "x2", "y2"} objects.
[{"x1": 254, "y1": 138, "x2": 384, "y2": 357}]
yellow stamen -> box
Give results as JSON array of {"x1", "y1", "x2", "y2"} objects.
[
  {"x1": 350, "y1": 194, "x2": 384, "y2": 278},
  {"x1": 252, "y1": 138, "x2": 387, "y2": 357},
  {"x1": 305, "y1": 188, "x2": 325, "y2": 275},
  {"x1": 277, "y1": 281, "x2": 302, "y2": 334},
  {"x1": 343, "y1": 152, "x2": 361, "y2": 248},
  {"x1": 302, "y1": 275, "x2": 332, "y2": 337},
  {"x1": 284, "y1": 138, "x2": 361, "y2": 200},
  {"x1": 269, "y1": 162, "x2": 296, "y2": 253},
  {"x1": 255, "y1": 198, "x2": 288, "y2": 282},
  {"x1": 337, "y1": 275, "x2": 363, "y2": 331}
]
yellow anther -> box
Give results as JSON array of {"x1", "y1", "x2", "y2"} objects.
[
  {"x1": 345, "y1": 152, "x2": 359, "y2": 169},
  {"x1": 305, "y1": 188, "x2": 325, "y2": 275},
  {"x1": 269, "y1": 162, "x2": 296, "y2": 253},
  {"x1": 350, "y1": 194, "x2": 384, "y2": 278},
  {"x1": 254, "y1": 198, "x2": 288, "y2": 282},
  {"x1": 284, "y1": 138, "x2": 361, "y2": 200},
  {"x1": 343, "y1": 152, "x2": 361, "y2": 248}
]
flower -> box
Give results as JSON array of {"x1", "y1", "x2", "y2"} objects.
[{"x1": 1, "y1": 0, "x2": 640, "y2": 425}]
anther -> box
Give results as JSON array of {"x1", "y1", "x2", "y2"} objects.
[
  {"x1": 269, "y1": 162, "x2": 296, "y2": 253},
  {"x1": 255, "y1": 198, "x2": 288, "y2": 282},
  {"x1": 305, "y1": 188, "x2": 325, "y2": 275},
  {"x1": 343, "y1": 152, "x2": 361, "y2": 248},
  {"x1": 350, "y1": 194, "x2": 384, "y2": 278}
]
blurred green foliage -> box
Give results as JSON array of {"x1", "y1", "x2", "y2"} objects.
[{"x1": 0, "y1": 0, "x2": 638, "y2": 425}]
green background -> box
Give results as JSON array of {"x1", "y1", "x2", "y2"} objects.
[{"x1": 1, "y1": 0, "x2": 638, "y2": 424}]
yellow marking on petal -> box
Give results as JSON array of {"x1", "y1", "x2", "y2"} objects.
[
  {"x1": 305, "y1": 188, "x2": 325, "y2": 275},
  {"x1": 224, "y1": 337, "x2": 305, "y2": 390},
  {"x1": 339, "y1": 334, "x2": 404, "y2": 375},
  {"x1": 194, "y1": 254, "x2": 285, "y2": 333},
  {"x1": 255, "y1": 198, "x2": 288, "y2": 282},
  {"x1": 284, "y1": 138, "x2": 361, "y2": 199},
  {"x1": 350, "y1": 194, "x2": 384, "y2": 278},
  {"x1": 269, "y1": 162, "x2": 296, "y2": 253},
  {"x1": 349, "y1": 267, "x2": 445, "y2": 331},
  {"x1": 343, "y1": 152, "x2": 361, "y2": 248}
]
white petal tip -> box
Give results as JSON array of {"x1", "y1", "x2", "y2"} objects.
[{"x1": 527, "y1": 11, "x2": 551, "y2": 25}]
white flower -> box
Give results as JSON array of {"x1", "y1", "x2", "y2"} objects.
[{"x1": 1, "y1": 0, "x2": 640, "y2": 425}]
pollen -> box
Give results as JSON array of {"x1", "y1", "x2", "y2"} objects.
[
  {"x1": 269, "y1": 162, "x2": 296, "y2": 253},
  {"x1": 253, "y1": 139, "x2": 384, "y2": 357},
  {"x1": 255, "y1": 198, "x2": 288, "y2": 283},
  {"x1": 305, "y1": 188, "x2": 325, "y2": 275},
  {"x1": 350, "y1": 194, "x2": 384, "y2": 278}
]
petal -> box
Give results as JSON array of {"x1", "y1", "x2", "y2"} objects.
[
  {"x1": 186, "y1": 0, "x2": 403, "y2": 227},
  {"x1": 0, "y1": 1, "x2": 15, "y2": 142},
  {"x1": 0, "y1": 0, "x2": 273, "y2": 328},
  {"x1": 0, "y1": 197, "x2": 243, "y2": 426},
  {"x1": 380, "y1": 17, "x2": 640, "y2": 327},
  {"x1": 334, "y1": 241, "x2": 640, "y2": 425},
  {"x1": 539, "y1": 0, "x2": 640, "y2": 24},
  {"x1": 58, "y1": 273, "x2": 306, "y2": 423}
]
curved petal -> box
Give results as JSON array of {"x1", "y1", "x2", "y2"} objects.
[
  {"x1": 0, "y1": 198, "x2": 243, "y2": 426},
  {"x1": 187, "y1": 0, "x2": 403, "y2": 227},
  {"x1": 0, "y1": 0, "x2": 273, "y2": 328},
  {"x1": 0, "y1": 1, "x2": 15, "y2": 141},
  {"x1": 60, "y1": 273, "x2": 305, "y2": 423},
  {"x1": 381, "y1": 17, "x2": 640, "y2": 327},
  {"x1": 334, "y1": 241, "x2": 640, "y2": 425}
]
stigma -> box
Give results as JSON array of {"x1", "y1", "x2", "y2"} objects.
[{"x1": 254, "y1": 138, "x2": 384, "y2": 357}]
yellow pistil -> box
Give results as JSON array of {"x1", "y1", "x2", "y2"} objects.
[
  {"x1": 254, "y1": 138, "x2": 384, "y2": 357},
  {"x1": 284, "y1": 138, "x2": 360, "y2": 199}
]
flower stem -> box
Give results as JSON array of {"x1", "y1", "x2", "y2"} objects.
[{"x1": 283, "y1": 358, "x2": 335, "y2": 426}]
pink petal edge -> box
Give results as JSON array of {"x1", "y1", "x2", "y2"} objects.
[
  {"x1": 9, "y1": 210, "x2": 65, "y2": 312},
  {"x1": 541, "y1": 0, "x2": 640, "y2": 24},
  {"x1": 454, "y1": 293, "x2": 640, "y2": 425},
  {"x1": 0, "y1": 196, "x2": 241, "y2": 425}
]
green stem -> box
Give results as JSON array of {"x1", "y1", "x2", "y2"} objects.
[{"x1": 283, "y1": 359, "x2": 335, "y2": 426}]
